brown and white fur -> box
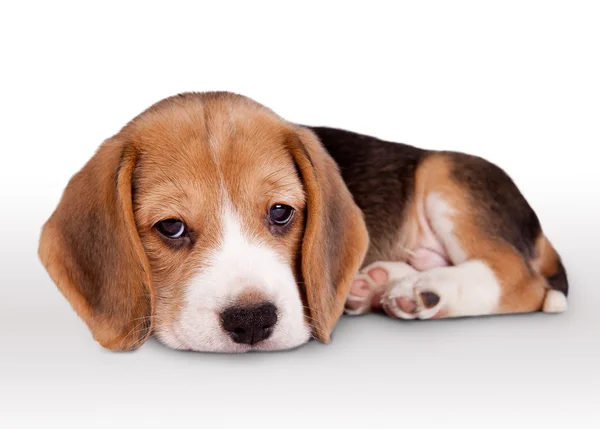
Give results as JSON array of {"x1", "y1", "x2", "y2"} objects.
[
  {"x1": 312, "y1": 127, "x2": 568, "y2": 320},
  {"x1": 38, "y1": 91, "x2": 568, "y2": 353}
]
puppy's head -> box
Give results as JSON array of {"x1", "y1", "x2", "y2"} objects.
[{"x1": 38, "y1": 92, "x2": 369, "y2": 352}]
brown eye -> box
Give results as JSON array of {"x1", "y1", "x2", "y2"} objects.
[
  {"x1": 269, "y1": 204, "x2": 294, "y2": 226},
  {"x1": 155, "y1": 219, "x2": 186, "y2": 239}
]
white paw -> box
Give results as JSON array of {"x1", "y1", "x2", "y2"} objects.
[
  {"x1": 381, "y1": 271, "x2": 451, "y2": 320},
  {"x1": 382, "y1": 263, "x2": 501, "y2": 319}
]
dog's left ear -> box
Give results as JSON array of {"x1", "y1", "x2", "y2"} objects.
[{"x1": 288, "y1": 126, "x2": 369, "y2": 343}]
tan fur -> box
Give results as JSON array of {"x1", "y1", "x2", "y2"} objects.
[
  {"x1": 130, "y1": 95, "x2": 309, "y2": 338},
  {"x1": 411, "y1": 154, "x2": 549, "y2": 314},
  {"x1": 38, "y1": 139, "x2": 155, "y2": 351},
  {"x1": 38, "y1": 92, "x2": 369, "y2": 350},
  {"x1": 285, "y1": 127, "x2": 370, "y2": 342},
  {"x1": 531, "y1": 234, "x2": 562, "y2": 280}
]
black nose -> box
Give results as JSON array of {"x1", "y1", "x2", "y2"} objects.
[{"x1": 220, "y1": 303, "x2": 278, "y2": 345}]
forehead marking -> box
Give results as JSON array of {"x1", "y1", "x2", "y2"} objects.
[{"x1": 204, "y1": 118, "x2": 232, "y2": 217}]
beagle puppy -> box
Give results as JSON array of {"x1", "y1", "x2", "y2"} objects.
[{"x1": 38, "y1": 91, "x2": 568, "y2": 353}]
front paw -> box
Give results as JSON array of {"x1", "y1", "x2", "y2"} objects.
[
  {"x1": 381, "y1": 271, "x2": 453, "y2": 320},
  {"x1": 345, "y1": 261, "x2": 419, "y2": 315},
  {"x1": 344, "y1": 263, "x2": 390, "y2": 315}
]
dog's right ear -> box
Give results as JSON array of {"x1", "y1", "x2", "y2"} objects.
[{"x1": 38, "y1": 136, "x2": 155, "y2": 351}]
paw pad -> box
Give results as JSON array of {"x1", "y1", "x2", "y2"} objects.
[{"x1": 419, "y1": 291, "x2": 440, "y2": 308}]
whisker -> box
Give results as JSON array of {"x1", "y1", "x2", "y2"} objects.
[{"x1": 123, "y1": 319, "x2": 152, "y2": 343}]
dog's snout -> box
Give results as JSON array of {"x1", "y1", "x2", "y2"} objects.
[{"x1": 221, "y1": 302, "x2": 278, "y2": 345}]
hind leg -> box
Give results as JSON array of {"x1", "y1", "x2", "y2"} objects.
[
  {"x1": 380, "y1": 154, "x2": 567, "y2": 319},
  {"x1": 380, "y1": 249, "x2": 562, "y2": 320}
]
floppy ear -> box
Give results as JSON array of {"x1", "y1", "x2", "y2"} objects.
[
  {"x1": 289, "y1": 127, "x2": 369, "y2": 343},
  {"x1": 38, "y1": 136, "x2": 154, "y2": 351}
]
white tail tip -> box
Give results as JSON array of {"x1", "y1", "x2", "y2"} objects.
[{"x1": 543, "y1": 290, "x2": 568, "y2": 313}]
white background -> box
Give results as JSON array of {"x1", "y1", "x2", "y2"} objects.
[{"x1": 1, "y1": 1, "x2": 599, "y2": 428}]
